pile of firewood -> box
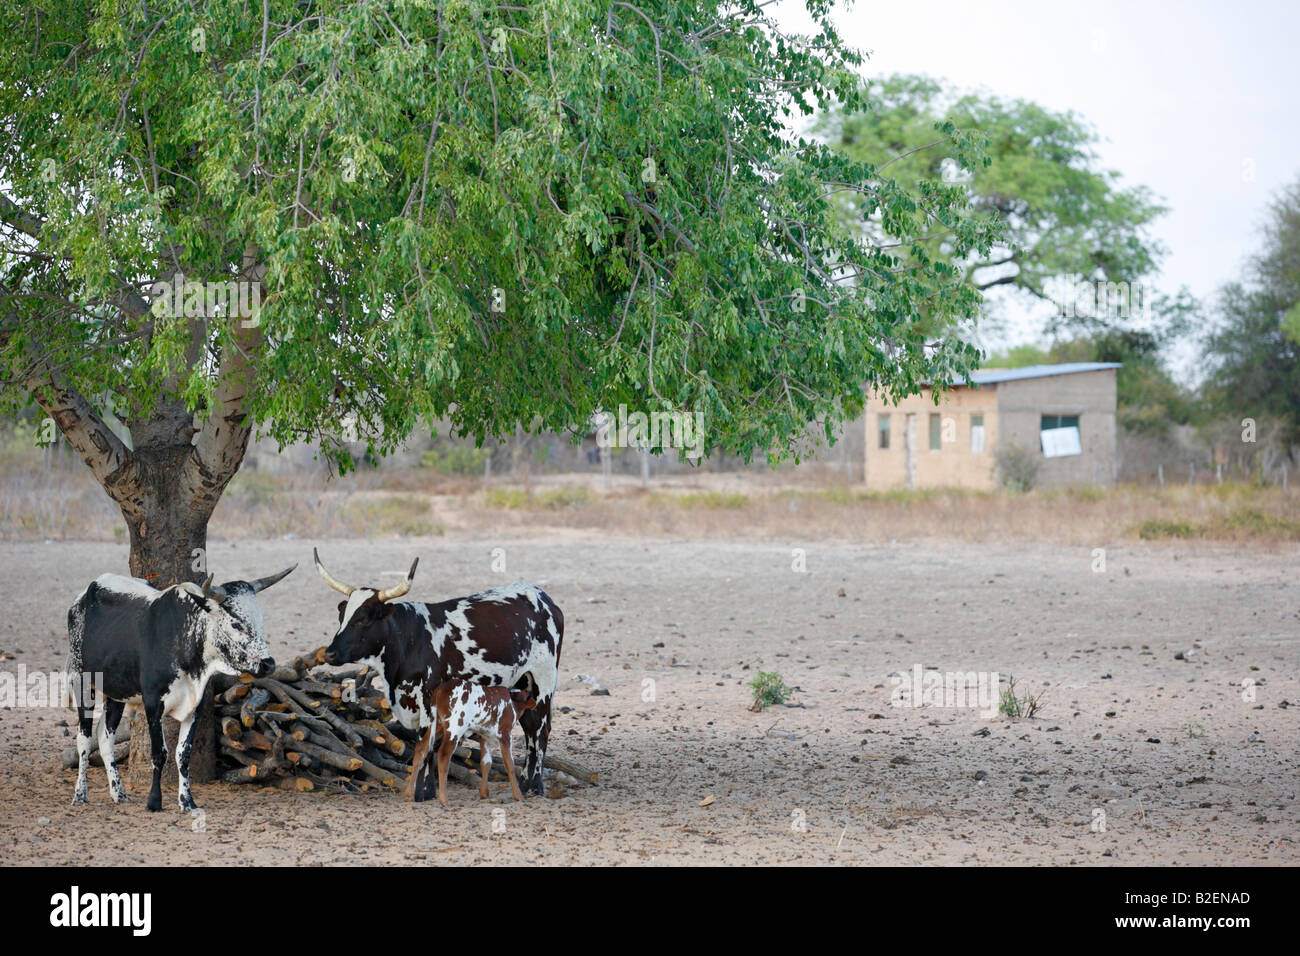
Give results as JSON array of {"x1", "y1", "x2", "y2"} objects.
[
  {"x1": 211, "y1": 651, "x2": 411, "y2": 794},
  {"x1": 211, "y1": 650, "x2": 597, "y2": 795}
]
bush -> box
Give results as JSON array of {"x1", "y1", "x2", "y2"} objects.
[
  {"x1": 420, "y1": 441, "x2": 488, "y2": 475},
  {"x1": 748, "y1": 671, "x2": 792, "y2": 711},
  {"x1": 1132, "y1": 518, "x2": 1202, "y2": 540},
  {"x1": 995, "y1": 444, "x2": 1040, "y2": 492},
  {"x1": 480, "y1": 486, "x2": 592, "y2": 510}
]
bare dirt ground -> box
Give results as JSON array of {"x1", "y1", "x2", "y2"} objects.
[{"x1": 1, "y1": 532, "x2": 1296, "y2": 865}]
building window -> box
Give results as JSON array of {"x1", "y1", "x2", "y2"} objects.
[
  {"x1": 929, "y1": 413, "x2": 942, "y2": 451},
  {"x1": 1040, "y1": 414, "x2": 1082, "y2": 458},
  {"x1": 878, "y1": 415, "x2": 890, "y2": 449},
  {"x1": 970, "y1": 414, "x2": 985, "y2": 454}
]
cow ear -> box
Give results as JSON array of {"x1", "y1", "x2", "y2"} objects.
[{"x1": 337, "y1": 600, "x2": 347, "y2": 622}]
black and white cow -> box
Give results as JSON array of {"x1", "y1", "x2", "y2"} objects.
[
  {"x1": 313, "y1": 550, "x2": 563, "y2": 797},
  {"x1": 66, "y1": 566, "x2": 295, "y2": 811}
]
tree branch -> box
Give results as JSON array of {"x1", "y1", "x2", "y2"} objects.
[
  {"x1": 182, "y1": 245, "x2": 265, "y2": 511},
  {"x1": 1, "y1": 284, "x2": 134, "y2": 496}
]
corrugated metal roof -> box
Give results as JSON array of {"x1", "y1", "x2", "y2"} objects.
[{"x1": 950, "y1": 362, "x2": 1121, "y2": 387}]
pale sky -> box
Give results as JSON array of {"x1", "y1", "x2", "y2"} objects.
[{"x1": 774, "y1": 0, "x2": 1300, "y2": 365}]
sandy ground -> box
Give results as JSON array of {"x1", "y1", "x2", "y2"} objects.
[{"x1": 0, "y1": 532, "x2": 1296, "y2": 865}]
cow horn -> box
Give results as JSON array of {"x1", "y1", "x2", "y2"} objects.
[
  {"x1": 313, "y1": 549, "x2": 355, "y2": 597},
  {"x1": 250, "y1": 563, "x2": 297, "y2": 593},
  {"x1": 376, "y1": 557, "x2": 419, "y2": 602},
  {"x1": 201, "y1": 573, "x2": 215, "y2": 599}
]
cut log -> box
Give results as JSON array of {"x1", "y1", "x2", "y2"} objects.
[
  {"x1": 221, "y1": 766, "x2": 261, "y2": 784},
  {"x1": 61, "y1": 740, "x2": 129, "y2": 769},
  {"x1": 217, "y1": 683, "x2": 249, "y2": 705},
  {"x1": 240, "y1": 688, "x2": 271, "y2": 728},
  {"x1": 542, "y1": 755, "x2": 599, "y2": 785},
  {"x1": 283, "y1": 738, "x2": 363, "y2": 773}
]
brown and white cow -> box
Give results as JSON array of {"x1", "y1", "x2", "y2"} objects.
[
  {"x1": 312, "y1": 549, "x2": 563, "y2": 797},
  {"x1": 406, "y1": 681, "x2": 536, "y2": 806}
]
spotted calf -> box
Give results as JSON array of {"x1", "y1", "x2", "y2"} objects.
[{"x1": 407, "y1": 681, "x2": 536, "y2": 806}]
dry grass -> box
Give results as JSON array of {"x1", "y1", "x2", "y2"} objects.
[
  {"x1": 456, "y1": 480, "x2": 1300, "y2": 546},
  {"x1": 2, "y1": 438, "x2": 1297, "y2": 548}
]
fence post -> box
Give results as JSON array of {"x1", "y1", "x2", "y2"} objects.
[
  {"x1": 602, "y1": 449, "x2": 612, "y2": 489},
  {"x1": 1189, "y1": 463, "x2": 1195, "y2": 486},
  {"x1": 1216, "y1": 462, "x2": 1223, "y2": 485},
  {"x1": 640, "y1": 447, "x2": 649, "y2": 488},
  {"x1": 1158, "y1": 464, "x2": 1165, "y2": 488},
  {"x1": 1284, "y1": 463, "x2": 1290, "y2": 491}
]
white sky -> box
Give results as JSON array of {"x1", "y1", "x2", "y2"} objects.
[{"x1": 774, "y1": 0, "x2": 1300, "y2": 365}]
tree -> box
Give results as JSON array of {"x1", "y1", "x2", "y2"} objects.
[
  {"x1": 1203, "y1": 175, "x2": 1300, "y2": 458},
  {"x1": 2, "y1": 1, "x2": 999, "y2": 593},
  {"x1": 814, "y1": 73, "x2": 1166, "y2": 334},
  {"x1": 986, "y1": 291, "x2": 1201, "y2": 436}
]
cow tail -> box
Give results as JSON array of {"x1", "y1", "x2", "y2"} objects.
[{"x1": 64, "y1": 585, "x2": 91, "y2": 711}]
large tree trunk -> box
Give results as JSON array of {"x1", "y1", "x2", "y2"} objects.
[
  {"x1": 120, "y1": 446, "x2": 222, "y2": 790},
  {"x1": 11, "y1": 247, "x2": 269, "y2": 797}
]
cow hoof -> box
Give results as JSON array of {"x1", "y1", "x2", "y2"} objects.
[
  {"x1": 71, "y1": 793, "x2": 88, "y2": 806},
  {"x1": 178, "y1": 799, "x2": 197, "y2": 812},
  {"x1": 111, "y1": 792, "x2": 131, "y2": 804},
  {"x1": 146, "y1": 798, "x2": 162, "y2": 813}
]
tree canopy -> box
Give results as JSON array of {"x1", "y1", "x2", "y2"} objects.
[
  {"x1": 815, "y1": 73, "x2": 1166, "y2": 334},
  {"x1": 1203, "y1": 175, "x2": 1300, "y2": 456},
  {"x1": 2, "y1": 1, "x2": 999, "y2": 511}
]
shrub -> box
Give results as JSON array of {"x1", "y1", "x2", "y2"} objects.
[
  {"x1": 1132, "y1": 518, "x2": 1202, "y2": 539},
  {"x1": 748, "y1": 671, "x2": 792, "y2": 711},
  {"x1": 420, "y1": 442, "x2": 488, "y2": 475},
  {"x1": 995, "y1": 443, "x2": 1040, "y2": 492}
]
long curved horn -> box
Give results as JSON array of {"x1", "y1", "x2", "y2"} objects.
[
  {"x1": 251, "y1": 563, "x2": 297, "y2": 593},
  {"x1": 376, "y1": 557, "x2": 419, "y2": 602},
  {"x1": 201, "y1": 573, "x2": 220, "y2": 602},
  {"x1": 313, "y1": 549, "x2": 354, "y2": 596}
]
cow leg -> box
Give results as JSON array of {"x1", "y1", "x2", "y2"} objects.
[
  {"x1": 72, "y1": 684, "x2": 96, "y2": 805},
  {"x1": 144, "y1": 700, "x2": 168, "y2": 813},
  {"x1": 477, "y1": 733, "x2": 493, "y2": 799},
  {"x1": 99, "y1": 698, "x2": 129, "y2": 804},
  {"x1": 174, "y1": 713, "x2": 200, "y2": 812},
  {"x1": 499, "y1": 733, "x2": 525, "y2": 803},
  {"x1": 518, "y1": 698, "x2": 552, "y2": 796},
  {"x1": 435, "y1": 734, "x2": 458, "y2": 808},
  {"x1": 406, "y1": 728, "x2": 432, "y2": 802}
]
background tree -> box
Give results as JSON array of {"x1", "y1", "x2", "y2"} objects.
[
  {"x1": 814, "y1": 73, "x2": 1167, "y2": 335},
  {"x1": 986, "y1": 290, "x2": 1201, "y2": 437},
  {"x1": 2, "y1": 1, "x2": 999, "y2": 594},
  {"x1": 1203, "y1": 175, "x2": 1300, "y2": 460}
]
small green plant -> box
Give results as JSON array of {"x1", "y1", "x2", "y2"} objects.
[
  {"x1": 1185, "y1": 721, "x2": 1206, "y2": 739},
  {"x1": 998, "y1": 675, "x2": 1045, "y2": 719},
  {"x1": 748, "y1": 671, "x2": 792, "y2": 711}
]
